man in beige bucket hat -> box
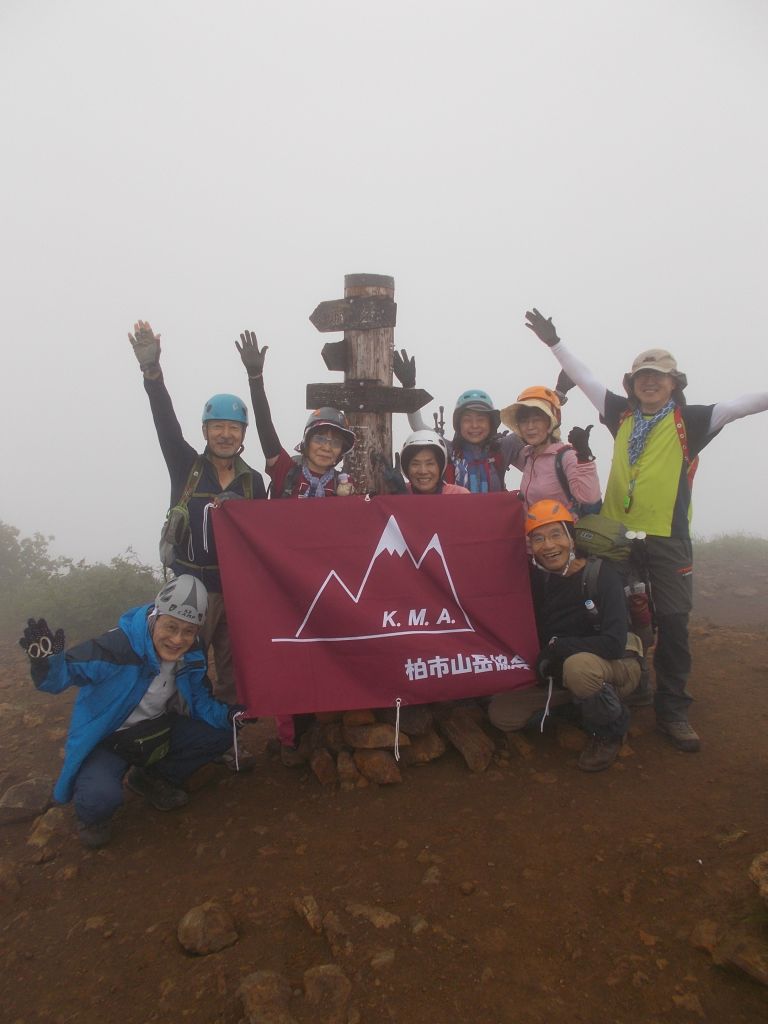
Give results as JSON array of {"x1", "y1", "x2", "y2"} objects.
[{"x1": 523, "y1": 308, "x2": 768, "y2": 753}]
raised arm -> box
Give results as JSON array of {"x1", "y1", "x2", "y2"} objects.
[
  {"x1": 236, "y1": 329, "x2": 281, "y2": 466},
  {"x1": 525, "y1": 309, "x2": 608, "y2": 417},
  {"x1": 128, "y1": 320, "x2": 196, "y2": 485},
  {"x1": 709, "y1": 392, "x2": 768, "y2": 435},
  {"x1": 393, "y1": 348, "x2": 431, "y2": 431}
]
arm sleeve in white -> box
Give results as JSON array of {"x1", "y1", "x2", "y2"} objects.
[
  {"x1": 709, "y1": 393, "x2": 768, "y2": 435},
  {"x1": 549, "y1": 341, "x2": 608, "y2": 417}
]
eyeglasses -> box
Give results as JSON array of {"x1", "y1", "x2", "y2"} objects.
[{"x1": 309, "y1": 434, "x2": 344, "y2": 450}]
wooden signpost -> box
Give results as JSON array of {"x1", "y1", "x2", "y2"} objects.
[{"x1": 307, "y1": 273, "x2": 432, "y2": 493}]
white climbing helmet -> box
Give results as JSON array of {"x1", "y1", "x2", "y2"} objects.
[
  {"x1": 154, "y1": 575, "x2": 208, "y2": 626},
  {"x1": 400, "y1": 430, "x2": 449, "y2": 477}
]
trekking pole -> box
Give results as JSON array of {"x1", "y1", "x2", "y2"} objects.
[
  {"x1": 433, "y1": 406, "x2": 446, "y2": 437},
  {"x1": 626, "y1": 530, "x2": 656, "y2": 642}
]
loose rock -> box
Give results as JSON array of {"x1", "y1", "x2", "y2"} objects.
[
  {"x1": 369, "y1": 948, "x2": 395, "y2": 970},
  {"x1": 714, "y1": 930, "x2": 768, "y2": 987},
  {"x1": 343, "y1": 723, "x2": 409, "y2": 749},
  {"x1": 303, "y1": 964, "x2": 351, "y2": 1024},
  {"x1": 0, "y1": 778, "x2": 53, "y2": 825},
  {"x1": 342, "y1": 710, "x2": 376, "y2": 726},
  {"x1": 336, "y1": 751, "x2": 362, "y2": 790},
  {"x1": 555, "y1": 723, "x2": 586, "y2": 752},
  {"x1": 27, "y1": 806, "x2": 67, "y2": 849},
  {"x1": 353, "y1": 750, "x2": 402, "y2": 784},
  {"x1": 322, "y1": 910, "x2": 353, "y2": 958},
  {"x1": 293, "y1": 894, "x2": 323, "y2": 934},
  {"x1": 177, "y1": 900, "x2": 238, "y2": 955},
  {"x1": 345, "y1": 903, "x2": 400, "y2": 929},
  {"x1": 421, "y1": 865, "x2": 441, "y2": 885},
  {"x1": 240, "y1": 970, "x2": 296, "y2": 1024},
  {"x1": 438, "y1": 709, "x2": 494, "y2": 772},
  {"x1": 310, "y1": 748, "x2": 339, "y2": 787},
  {"x1": 378, "y1": 705, "x2": 434, "y2": 736},
  {"x1": 398, "y1": 730, "x2": 446, "y2": 767}
]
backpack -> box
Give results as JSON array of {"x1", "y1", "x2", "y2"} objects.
[
  {"x1": 553, "y1": 445, "x2": 603, "y2": 519},
  {"x1": 573, "y1": 513, "x2": 634, "y2": 564},
  {"x1": 159, "y1": 457, "x2": 254, "y2": 568},
  {"x1": 159, "y1": 457, "x2": 204, "y2": 569}
]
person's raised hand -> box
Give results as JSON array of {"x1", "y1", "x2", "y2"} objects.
[
  {"x1": 393, "y1": 349, "x2": 416, "y2": 389},
  {"x1": 567, "y1": 424, "x2": 595, "y2": 462},
  {"x1": 235, "y1": 330, "x2": 268, "y2": 378},
  {"x1": 524, "y1": 308, "x2": 560, "y2": 347},
  {"x1": 128, "y1": 320, "x2": 161, "y2": 373},
  {"x1": 19, "y1": 618, "x2": 65, "y2": 660},
  {"x1": 554, "y1": 369, "x2": 575, "y2": 405}
]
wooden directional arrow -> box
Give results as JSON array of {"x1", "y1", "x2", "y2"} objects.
[
  {"x1": 307, "y1": 381, "x2": 432, "y2": 414},
  {"x1": 321, "y1": 339, "x2": 348, "y2": 372},
  {"x1": 309, "y1": 296, "x2": 397, "y2": 333}
]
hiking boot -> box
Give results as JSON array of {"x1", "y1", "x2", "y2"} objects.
[
  {"x1": 126, "y1": 767, "x2": 190, "y2": 810},
  {"x1": 77, "y1": 819, "x2": 111, "y2": 849},
  {"x1": 578, "y1": 735, "x2": 623, "y2": 772},
  {"x1": 216, "y1": 745, "x2": 257, "y2": 773},
  {"x1": 657, "y1": 719, "x2": 701, "y2": 753}
]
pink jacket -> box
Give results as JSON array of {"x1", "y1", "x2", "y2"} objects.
[{"x1": 518, "y1": 443, "x2": 601, "y2": 519}]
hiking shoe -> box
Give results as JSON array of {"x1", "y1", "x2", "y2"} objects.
[
  {"x1": 657, "y1": 719, "x2": 701, "y2": 753},
  {"x1": 216, "y1": 745, "x2": 257, "y2": 773},
  {"x1": 578, "y1": 735, "x2": 623, "y2": 772},
  {"x1": 77, "y1": 819, "x2": 111, "y2": 849},
  {"x1": 126, "y1": 767, "x2": 189, "y2": 810}
]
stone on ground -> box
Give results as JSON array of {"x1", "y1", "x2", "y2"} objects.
[
  {"x1": 239, "y1": 970, "x2": 296, "y2": 1024},
  {"x1": 398, "y1": 730, "x2": 446, "y2": 766},
  {"x1": 353, "y1": 750, "x2": 402, "y2": 784},
  {"x1": 343, "y1": 723, "x2": 409, "y2": 749},
  {"x1": 438, "y1": 709, "x2": 494, "y2": 772},
  {"x1": 303, "y1": 964, "x2": 351, "y2": 1024},
  {"x1": 177, "y1": 900, "x2": 238, "y2": 954},
  {"x1": 0, "y1": 778, "x2": 53, "y2": 825}
]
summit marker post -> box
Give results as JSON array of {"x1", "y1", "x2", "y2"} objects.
[{"x1": 307, "y1": 273, "x2": 432, "y2": 493}]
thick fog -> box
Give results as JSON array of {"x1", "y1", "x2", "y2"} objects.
[{"x1": 2, "y1": 0, "x2": 767, "y2": 565}]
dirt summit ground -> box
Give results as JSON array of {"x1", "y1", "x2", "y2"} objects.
[{"x1": 1, "y1": 546, "x2": 767, "y2": 1024}]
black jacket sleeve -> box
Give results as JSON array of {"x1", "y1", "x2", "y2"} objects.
[
  {"x1": 247, "y1": 376, "x2": 282, "y2": 461},
  {"x1": 143, "y1": 374, "x2": 199, "y2": 499}
]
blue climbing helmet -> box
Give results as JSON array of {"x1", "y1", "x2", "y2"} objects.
[
  {"x1": 452, "y1": 389, "x2": 501, "y2": 434},
  {"x1": 202, "y1": 394, "x2": 249, "y2": 426}
]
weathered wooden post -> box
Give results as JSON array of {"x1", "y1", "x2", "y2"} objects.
[{"x1": 308, "y1": 273, "x2": 432, "y2": 493}]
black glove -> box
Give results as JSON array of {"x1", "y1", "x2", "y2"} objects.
[
  {"x1": 393, "y1": 349, "x2": 416, "y2": 389},
  {"x1": 19, "y1": 618, "x2": 65, "y2": 660},
  {"x1": 567, "y1": 424, "x2": 595, "y2": 462},
  {"x1": 228, "y1": 704, "x2": 249, "y2": 727},
  {"x1": 535, "y1": 644, "x2": 563, "y2": 685},
  {"x1": 524, "y1": 308, "x2": 560, "y2": 347},
  {"x1": 213, "y1": 491, "x2": 244, "y2": 506},
  {"x1": 235, "y1": 329, "x2": 269, "y2": 378},
  {"x1": 554, "y1": 369, "x2": 575, "y2": 405},
  {"x1": 371, "y1": 451, "x2": 407, "y2": 494}
]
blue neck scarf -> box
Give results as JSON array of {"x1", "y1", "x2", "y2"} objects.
[
  {"x1": 301, "y1": 464, "x2": 334, "y2": 498},
  {"x1": 627, "y1": 400, "x2": 675, "y2": 465}
]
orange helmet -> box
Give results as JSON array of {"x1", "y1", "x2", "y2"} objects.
[
  {"x1": 501, "y1": 386, "x2": 562, "y2": 436},
  {"x1": 524, "y1": 499, "x2": 574, "y2": 536}
]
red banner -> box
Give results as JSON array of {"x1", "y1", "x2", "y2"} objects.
[{"x1": 215, "y1": 493, "x2": 539, "y2": 715}]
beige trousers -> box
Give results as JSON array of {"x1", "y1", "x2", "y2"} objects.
[{"x1": 488, "y1": 653, "x2": 641, "y2": 733}]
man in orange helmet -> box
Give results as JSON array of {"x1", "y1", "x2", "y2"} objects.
[{"x1": 488, "y1": 500, "x2": 642, "y2": 771}]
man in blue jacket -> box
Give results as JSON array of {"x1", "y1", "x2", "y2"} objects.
[{"x1": 20, "y1": 576, "x2": 243, "y2": 849}]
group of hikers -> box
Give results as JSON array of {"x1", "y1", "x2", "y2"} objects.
[{"x1": 20, "y1": 309, "x2": 768, "y2": 848}]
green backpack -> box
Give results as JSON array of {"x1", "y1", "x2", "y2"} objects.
[{"x1": 573, "y1": 513, "x2": 640, "y2": 564}]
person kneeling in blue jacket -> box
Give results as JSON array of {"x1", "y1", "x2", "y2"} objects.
[{"x1": 19, "y1": 575, "x2": 245, "y2": 849}]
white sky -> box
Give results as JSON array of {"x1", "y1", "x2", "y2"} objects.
[{"x1": 2, "y1": 0, "x2": 767, "y2": 564}]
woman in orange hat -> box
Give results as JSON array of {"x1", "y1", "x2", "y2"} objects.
[{"x1": 500, "y1": 386, "x2": 602, "y2": 518}]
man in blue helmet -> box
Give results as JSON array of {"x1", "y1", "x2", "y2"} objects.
[{"x1": 128, "y1": 321, "x2": 266, "y2": 761}]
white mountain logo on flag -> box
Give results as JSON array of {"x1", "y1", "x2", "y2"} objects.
[{"x1": 273, "y1": 515, "x2": 475, "y2": 644}]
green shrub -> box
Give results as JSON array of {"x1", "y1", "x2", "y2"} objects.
[{"x1": 0, "y1": 522, "x2": 160, "y2": 644}]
